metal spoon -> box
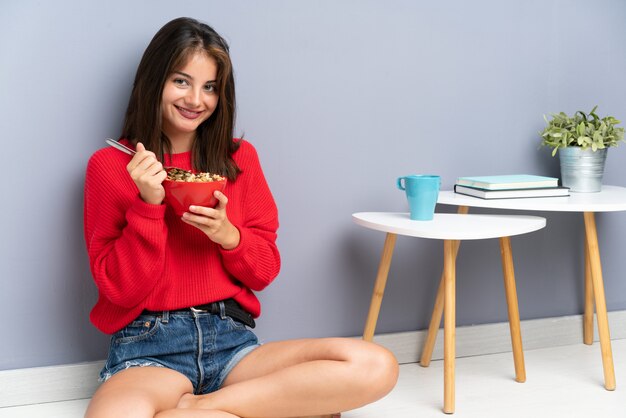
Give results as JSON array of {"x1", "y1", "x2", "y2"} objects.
[
  {"x1": 105, "y1": 138, "x2": 138, "y2": 156},
  {"x1": 105, "y1": 138, "x2": 178, "y2": 171}
]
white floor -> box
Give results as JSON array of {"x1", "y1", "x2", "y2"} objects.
[{"x1": 1, "y1": 339, "x2": 624, "y2": 418}]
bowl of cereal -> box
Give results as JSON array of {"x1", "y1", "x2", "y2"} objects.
[{"x1": 163, "y1": 168, "x2": 227, "y2": 216}]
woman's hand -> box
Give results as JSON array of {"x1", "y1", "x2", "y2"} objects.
[
  {"x1": 181, "y1": 191, "x2": 241, "y2": 249},
  {"x1": 127, "y1": 142, "x2": 167, "y2": 205}
]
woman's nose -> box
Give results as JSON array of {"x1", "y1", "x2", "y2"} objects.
[{"x1": 184, "y1": 88, "x2": 202, "y2": 107}]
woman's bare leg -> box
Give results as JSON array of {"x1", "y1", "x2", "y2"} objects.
[
  {"x1": 155, "y1": 410, "x2": 239, "y2": 418},
  {"x1": 84, "y1": 366, "x2": 195, "y2": 418},
  {"x1": 173, "y1": 337, "x2": 399, "y2": 418}
]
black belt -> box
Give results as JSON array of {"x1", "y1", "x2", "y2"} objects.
[{"x1": 143, "y1": 298, "x2": 255, "y2": 328}]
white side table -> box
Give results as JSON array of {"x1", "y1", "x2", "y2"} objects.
[
  {"x1": 434, "y1": 185, "x2": 626, "y2": 391},
  {"x1": 353, "y1": 212, "x2": 546, "y2": 414}
]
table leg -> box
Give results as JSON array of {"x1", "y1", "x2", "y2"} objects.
[
  {"x1": 583, "y1": 212, "x2": 616, "y2": 390},
  {"x1": 363, "y1": 233, "x2": 397, "y2": 342},
  {"x1": 420, "y1": 241, "x2": 460, "y2": 367},
  {"x1": 443, "y1": 240, "x2": 456, "y2": 414},
  {"x1": 420, "y1": 206, "x2": 469, "y2": 367},
  {"x1": 420, "y1": 270, "x2": 445, "y2": 367},
  {"x1": 583, "y1": 242, "x2": 595, "y2": 345},
  {"x1": 499, "y1": 236, "x2": 526, "y2": 383}
]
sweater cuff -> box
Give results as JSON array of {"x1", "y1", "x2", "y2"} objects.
[
  {"x1": 130, "y1": 195, "x2": 167, "y2": 219},
  {"x1": 220, "y1": 225, "x2": 247, "y2": 255}
]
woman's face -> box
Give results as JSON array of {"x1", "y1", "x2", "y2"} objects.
[{"x1": 161, "y1": 51, "x2": 219, "y2": 150}]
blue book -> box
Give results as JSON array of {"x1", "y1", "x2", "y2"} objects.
[{"x1": 456, "y1": 174, "x2": 559, "y2": 190}]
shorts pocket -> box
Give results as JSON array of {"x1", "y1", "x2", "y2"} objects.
[
  {"x1": 114, "y1": 316, "x2": 162, "y2": 344},
  {"x1": 223, "y1": 315, "x2": 247, "y2": 331}
]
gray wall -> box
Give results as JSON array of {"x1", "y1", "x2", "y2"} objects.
[{"x1": 1, "y1": 0, "x2": 625, "y2": 370}]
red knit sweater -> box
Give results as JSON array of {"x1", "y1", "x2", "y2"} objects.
[{"x1": 84, "y1": 139, "x2": 280, "y2": 334}]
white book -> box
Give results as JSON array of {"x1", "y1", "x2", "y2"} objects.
[{"x1": 454, "y1": 184, "x2": 570, "y2": 199}]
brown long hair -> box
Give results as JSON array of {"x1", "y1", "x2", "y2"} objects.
[{"x1": 121, "y1": 17, "x2": 240, "y2": 180}]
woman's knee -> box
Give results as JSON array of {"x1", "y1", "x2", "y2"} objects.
[{"x1": 346, "y1": 340, "x2": 399, "y2": 398}]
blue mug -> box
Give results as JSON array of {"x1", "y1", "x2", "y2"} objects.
[{"x1": 397, "y1": 175, "x2": 441, "y2": 221}]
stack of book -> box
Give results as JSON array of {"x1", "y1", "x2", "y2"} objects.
[{"x1": 454, "y1": 174, "x2": 570, "y2": 199}]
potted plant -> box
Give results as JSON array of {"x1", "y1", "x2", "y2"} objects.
[{"x1": 540, "y1": 106, "x2": 625, "y2": 192}]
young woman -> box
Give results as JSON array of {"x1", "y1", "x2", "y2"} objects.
[{"x1": 84, "y1": 17, "x2": 398, "y2": 418}]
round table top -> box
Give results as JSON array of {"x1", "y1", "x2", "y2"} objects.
[
  {"x1": 437, "y1": 185, "x2": 626, "y2": 212},
  {"x1": 352, "y1": 212, "x2": 546, "y2": 240}
]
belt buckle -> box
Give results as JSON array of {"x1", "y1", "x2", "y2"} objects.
[{"x1": 190, "y1": 306, "x2": 209, "y2": 313}]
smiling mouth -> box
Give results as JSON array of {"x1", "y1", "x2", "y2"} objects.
[{"x1": 175, "y1": 105, "x2": 203, "y2": 120}]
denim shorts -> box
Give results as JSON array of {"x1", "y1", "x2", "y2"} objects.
[{"x1": 99, "y1": 302, "x2": 260, "y2": 394}]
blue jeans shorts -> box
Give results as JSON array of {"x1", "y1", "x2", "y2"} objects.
[{"x1": 99, "y1": 302, "x2": 260, "y2": 394}]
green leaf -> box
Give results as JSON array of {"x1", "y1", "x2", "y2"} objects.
[{"x1": 593, "y1": 131, "x2": 602, "y2": 142}]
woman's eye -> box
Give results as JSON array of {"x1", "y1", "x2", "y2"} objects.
[
  {"x1": 173, "y1": 78, "x2": 188, "y2": 86},
  {"x1": 205, "y1": 84, "x2": 217, "y2": 92}
]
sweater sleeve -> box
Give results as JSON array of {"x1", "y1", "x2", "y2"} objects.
[
  {"x1": 84, "y1": 152, "x2": 168, "y2": 308},
  {"x1": 219, "y1": 142, "x2": 281, "y2": 291}
]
